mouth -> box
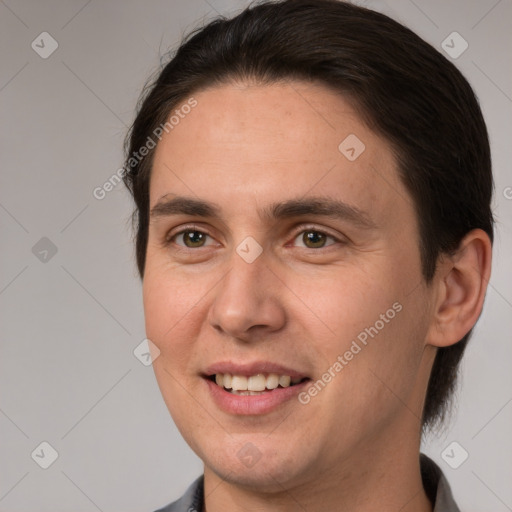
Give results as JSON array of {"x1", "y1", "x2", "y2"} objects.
[{"x1": 206, "y1": 373, "x2": 311, "y2": 395}]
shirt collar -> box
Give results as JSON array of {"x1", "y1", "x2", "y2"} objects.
[{"x1": 420, "y1": 453, "x2": 461, "y2": 511}]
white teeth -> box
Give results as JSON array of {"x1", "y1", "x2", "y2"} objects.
[
  {"x1": 266, "y1": 373, "x2": 279, "y2": 389},
  {"x1": 213, "y1": 372, "x2": 303, "y2": 392},
  {"x1": 247, "y1": 374, "x2": 267, "y2": 391},
  {"x1": 279, "y1": 375, "x2": 291, "y2": 387},
  {"x1": 231, "y1": 375, "x2": 248, "y2": 391},
  {"x1": 231, "y1": 390, "x2": 266, "y2": 396},
  {"x1": 223, "y1": 373, "x2": 232, "y2": 389}
]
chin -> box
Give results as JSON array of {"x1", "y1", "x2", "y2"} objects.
[
  {"x1": 200, "y1": 438, "x2": 313, "y2": 493},
  {"x1": 213, "y1": 459, "x2": 302, "y2": 493}
]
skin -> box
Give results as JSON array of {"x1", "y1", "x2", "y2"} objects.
[{"x1": 143, "y1": 80, "x2": 492, "y2": 512}]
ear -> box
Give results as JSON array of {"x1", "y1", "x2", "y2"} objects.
[{"x1": 426, "y1": 229, "x2": 492, "y2": 348}]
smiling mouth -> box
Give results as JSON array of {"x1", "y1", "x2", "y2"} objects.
[{"x1": 207, "y1": 373, "x2": 310, "y2": 395}]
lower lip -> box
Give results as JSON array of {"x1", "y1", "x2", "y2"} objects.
[{"x1": 204, "y1": 377, "x2": 310, "y2": 415}]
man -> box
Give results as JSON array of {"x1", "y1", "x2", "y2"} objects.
[{"x1": 122, "y1": 1, "x2": 494, "y2": 510}]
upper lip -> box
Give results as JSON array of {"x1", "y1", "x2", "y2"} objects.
[{"x1": 203, "y1": 361, "x2": 310, "y2": 379}]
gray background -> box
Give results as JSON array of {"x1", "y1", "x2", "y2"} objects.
[{"x1": 1, "y1": 0, "x2": 511, "y2": 510}]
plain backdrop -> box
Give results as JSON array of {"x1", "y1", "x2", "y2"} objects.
[{"x1": 1, "y1": 0, "x2": 511, "y2": 510}]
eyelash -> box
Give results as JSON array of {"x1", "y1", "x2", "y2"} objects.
[{"x1": 165, "y1": 224, "x2": 344, "y2": 251}]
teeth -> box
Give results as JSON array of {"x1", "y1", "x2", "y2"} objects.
[
  {"x1": 223, "y1": 373, "x2": 232, "y2": 389},
  {"x1": 231, "y1": 375, "x2": 248, "y2": 391},
  {"x1": 213, "y1": 373, "x2": 304, "y2": 392},
  {"x1": 266, "y1": 373, "x2": 279, "y2": 389},
  {"x1": 231, "y1": 390, "x2": 266, "y2": 396},
  {"x1": 247, "y1": 374, "x2": 266, "y2": 391},
  {"x1": 279, "y1": 375, "x2": 291, "y2": 387}
]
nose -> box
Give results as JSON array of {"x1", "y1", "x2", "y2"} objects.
[{"x1": 207, "y1": 248, "x2": 286, "y2": 342}]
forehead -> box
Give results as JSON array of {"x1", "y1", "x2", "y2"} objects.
[{"x1": 149, "y1": 81, "x2": 409, "y2": 224}]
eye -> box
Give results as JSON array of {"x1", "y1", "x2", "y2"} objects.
[
  {"x1": 166, "y1": 225, "x2": 344, "y2": 251},
  {"x1": 291, "y1": 228, "x2": 340, "y2": 249},
  {"x1": 168, "y1": 228, "x2": 215, "y2": 248}
]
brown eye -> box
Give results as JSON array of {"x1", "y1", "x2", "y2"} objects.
[
  {"x1": 293, "y1": 229, "x2": 337, "y2": 249},
  {"x1": 302, "y1": 231, "x2": 327, "y2": 248},
  {"x1": 172, "y1": 229, "x2": 212, "y2": 248}
]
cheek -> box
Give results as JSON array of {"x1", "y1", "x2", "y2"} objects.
[
  {"x1": 304, "y1": 259, "x2": 428, "y2": 394},
  {"x1": 304, "y1": 263, "x2": 399, "y2": 346},
  {"x1": 142, "y1": 269, "x2": 208, "y2": 422},
  {"x1": 142, "y1": 267, "x2": 203, "y2": 359}
]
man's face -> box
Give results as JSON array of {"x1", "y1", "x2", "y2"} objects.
[{"x1": 143, "y1": 81, "x2": 436, "y2": 490}]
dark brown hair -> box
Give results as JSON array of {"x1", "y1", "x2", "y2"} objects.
[{"x1": 122, "y1": 0, "x2": 494, "y2": 429}]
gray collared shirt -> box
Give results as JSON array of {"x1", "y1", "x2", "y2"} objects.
[{"x1": 154, "y1": 454, "x2": 460, "y2": 512}]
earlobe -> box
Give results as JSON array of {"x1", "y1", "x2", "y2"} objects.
[{"x1": 426, "y1": 229, "x2": 492, "y2": 348}]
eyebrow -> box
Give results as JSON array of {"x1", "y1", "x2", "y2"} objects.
[{"x1": 149, "y1": 195, "x2": 377, "y2": 229}]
